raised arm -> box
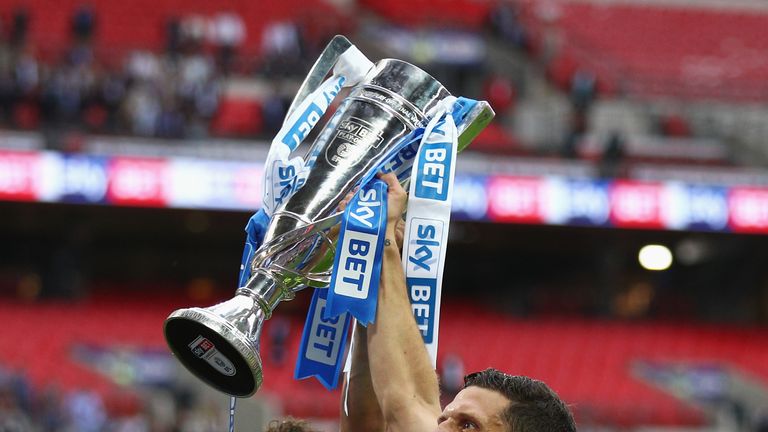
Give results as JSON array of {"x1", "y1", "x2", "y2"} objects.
[
  {"x1": 340, "y1": 323, "x2": 384, "y2": 432},
  {"x1": 336, "y1": 187, "x2": 384, "y2": 432},
  {"x1": 366, "y1": 173, "x2": 441, "y2": 432}
]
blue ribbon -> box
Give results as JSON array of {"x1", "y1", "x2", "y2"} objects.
[
  {"x1": 237, "y1": 209, "x2": 270, "y2": 287},
  {"x1": 323, "y1": 179, "x2": 388, "y2": 326},
  {"x1": 375, "y1": 97, "x2": 477, "y2": 183},
  {"x1": 260, "y1": 97, "x2": 482, "y2": 390},
  {"x1": 294, "y1": 288, "x2": 352, "y2": 390}
]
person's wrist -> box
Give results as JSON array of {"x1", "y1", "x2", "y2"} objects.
[{"x1": 384, "y1": 228, "x2": 398, "y2": 248}]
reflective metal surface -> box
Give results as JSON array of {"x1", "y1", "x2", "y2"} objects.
[
  {"x1": 285, "y1": 35, "x2": 353, "y2": 120},
  {"x1": 164, "y1": 51, "x2": 494, "y2": 397}
]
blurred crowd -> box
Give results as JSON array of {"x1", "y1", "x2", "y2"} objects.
[
  {"x1": 0, "y1": 366, "x2": 113, "y2": 432},
  {"x1": 0, "y1": 366, "x2": 229, "y2": 432},
  {"x1": 0, "y1": 6, "x2": 344, "y2": 146}
]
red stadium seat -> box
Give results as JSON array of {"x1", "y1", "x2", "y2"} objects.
[
  {"x1": 3, "y1": 292, "x2": 768, "y2": 426},
  {"x1": 518, "y1": 1, "x2": 768, "y2": 101},
  {"x1": 210, "y1": 97, "x2": 263, "y2": 137},
  {"x1": 0, "y1": 0, "x2": 343, "y2": 56}
]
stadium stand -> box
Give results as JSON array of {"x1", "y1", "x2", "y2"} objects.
[
  {"x1": 358, "y1": 0, "x2": 768, "y2": 101},
  {"x1": 0, "y1": 0, "x2": 344, "y2": 56},
  {"x1": 4, "y1": 0, "x2": 768, "y2": 430},
  {"x1": 3, "y1": 292, "x2": 768, "y2": 427},
  {"x1": 521, "y1": 1, "x2": 768, "y2": 101}
]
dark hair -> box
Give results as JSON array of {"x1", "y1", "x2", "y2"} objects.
[
  {"x1": 463, "y1": 368, "x2": 576, "y2": 432},
  {"x1": 265, "y1": 417, "x2": 317, "y2": 432}
]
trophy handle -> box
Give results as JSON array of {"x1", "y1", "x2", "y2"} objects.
[
  {"x1": 248, "y1": 211, "x2": 345, "y2": 291},
  {"x1": 284, "y1": 35, "x2": 353, "y2": 120},
  {"x1": 456, "y1": 100, "x2": 495, "y2": 152}
]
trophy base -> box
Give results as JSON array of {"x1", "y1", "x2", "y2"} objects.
[{"x1": 164, "y1": 308, "x2": 263, "y2": 397}]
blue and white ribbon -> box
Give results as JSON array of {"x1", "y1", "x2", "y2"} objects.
[
  {"x1": 239, "y1": 45, "x2": 373, "y2": 284},
  {"x1": 401, "y1": 97, "x2": 458, "y2": 367},
  {"x1": 324, "y1": 180, "x2": 388, "y2": 325},
  {"x1": 294, "y1": 180, "x2": 388, "y2": 389},
  {"x1": 237, "y1": 209, "x2": 270, "y2": 287},
  {"x1": 239, "y1": 44, "x2": 372, "y2": 389},
  {"x1": 296, "y1": 93, "x2": 467, "y2": 387},
  {"x1": 262, "y1": 47, "x2": 373, "y2": 217},
  {"x1": 296, "y1": 130, "x2": 422, "y2": 389},
  {"x1": 339, "y1": 98, "x2": 463, "y2": 387},
  {"x1": 294, "y1": 287, "x2": 353, "y2": 389}
]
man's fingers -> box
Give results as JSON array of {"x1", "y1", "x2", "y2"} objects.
[
  {"x1": 377, "y1": 172, "x2": 402, "y2": 192},
  {"x1": 338, "y1": 188, "x2": 358, "y2": 211}
]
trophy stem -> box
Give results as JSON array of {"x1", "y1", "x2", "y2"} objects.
[{"x1": 238, "y1": 269, "x2": 288, "y2": 318}]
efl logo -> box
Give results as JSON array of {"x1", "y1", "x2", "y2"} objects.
[
  {"x1": 189, "y1": 336, "x2": 214, "y2": 358},
  {"x1": 188, "y1": 336, "x2": 236, "y2": 376},
  {"x1": 406, "y1": 218, "x2": 443, "y2": 279},
  {"x1": 415, "y1": 142, "x2": 452, "y2": 201},
  {"x1": 306, "y1": 295, "x2": 347, "y2": 366},
  {"x1": 326, "y1": 117, "x2": 384, "y2": 167}
]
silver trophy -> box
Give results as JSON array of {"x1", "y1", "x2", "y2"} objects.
[{"x1": 164, "y1": 36, "x2": 494, "y2": 397}]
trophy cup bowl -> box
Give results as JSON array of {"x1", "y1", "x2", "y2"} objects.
[{"x1": 164, "y1": 51, "x2": 494, "y2": 397}]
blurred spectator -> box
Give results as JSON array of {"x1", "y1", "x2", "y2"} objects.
[
  {"x1": 262, "y1": 21, "x2": 302, "y2": 58},
  {"x1": 439, "y1": 353, "x2": 465, "y2": 407},
  {"x1": 182, "y1": 15, "x2": 208, "y2": 52},
  {"x1": 0, "y1": 44, "x2": 14, "y2": 124},
  {"x1": 10, "y1": 8, "x2": 30, "y2": 49},
  {"x1": 38, "y1": 384, "x2": 66, "y2": 431},
  {"x1": 598, "y1": 132, "x2": 626, "y2": 178},
  {"x1": 755, "y1": 408, "x2": 768, "y2": 432},
  {"x1": 487, "y1": 0, "x2": 527, "y2": 50},
  {"x1": 269, "y1": 316, "x2": 291, "y2": 365},
  {"x1": 126, "y1": 51, "x2": 161, "y2": 83},
  {"x1": 441, "y1": 353, "x2": 465, "y2": 394},
  {"x1": 560, "y1": 130, "x2": 580, "y2": 159},
  {"x1": 0, "y1": 368, "x2": 36, "y2": 431},
  {"x1": 14, "y1": 46, "x2": 39, "y2": 98},
  {"x1": 166, "y1": 17, "x2": 183, "y2": 59},
  {"x1": 262, "y1": 90, "x2": 290, "y2": 136},
  {"x1": 209, "y1": 12, "x2": 246, "y2": 75},
  {"x1": 0, "y1": 6, "x2": 363, "y2": 142},
  {"x1": 156, "y1": 97, "x2": 185, "y2": 138},
  {"x1": 71, "y1": 5, "x2": 96, "y2": 43},
  {"x1": 261, "y1": 21, "x2": 304, "y2": 77},
  {"x1": 178, "y1": 50, "x2": 214, "y2": 97},
  {"x1": 570, "y1": 68, "x2": 596, "y2": 112},
  {"x1": 560, "y1": 108, "x2": 587, "y2": 159},
  {"x1": 8, "y1": 370, "x2": 31, "y2": 413},
  {"x1": 100, "y1": 72, "x2": 127, "y2": 130},
  {"x1": 124, "y1": 82, "x2": 161, "y2": 136},
  {"x1": 65, "y1": 390, "x2": 107, "y2": 432},
  {"x1": 0, "y1": 387, "x2": 34, "y2": 432}
]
